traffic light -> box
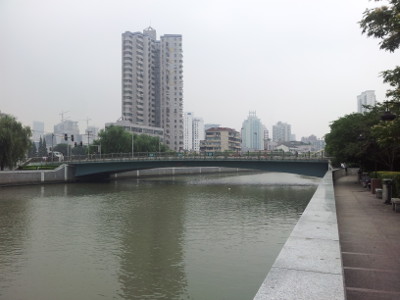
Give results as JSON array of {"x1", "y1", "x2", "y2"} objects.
[
  {"x1": 71, "y1": 134, "x2": 74, "y2": 142},
  {"x1": 74, "y1": 142, "x2": 77, "y2": 147},
  {"x1": 64, "y1": 133, "x2": 68, "y2": 141},
  {"x1": 80, "y1": 141, "x2": 83, "y2": 146}
]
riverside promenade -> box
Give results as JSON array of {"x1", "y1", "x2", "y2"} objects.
[{"x1": 335, "y1": 174, "x2": 400, "y2": 300}]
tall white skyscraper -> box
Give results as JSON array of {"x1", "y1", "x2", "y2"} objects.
[
  {"x1": 121, "y1": 27, "x2": 184, "y2": 151},
  {"x1": 183, "y1": 112, "x2": 204, "y2": 152},
  {"x1": 183, "y1": 112, "x2": 193, "y2": 151},
  {"x1": 357, "y1": 90, "x2": 376, "y2": 113},
  {"x1": 192, "y1": 117, "x2": 204, "y2": 152},
  {"x1": 272, "y1": 121, "x2": 291, "y2": 142},
  {"x1": 32, "y1": 121, "x2": 44, "y2": 142},
  {"x1": 241, "y1": 111, "x2": 265, "y2": 151}
]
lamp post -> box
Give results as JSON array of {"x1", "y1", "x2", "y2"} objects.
[
  {"x1": 132, "y1": 132, "x2": 135, "y2": 158},
  {"x1": 51, "y1": 134, "x2": 54, "y2": 162}
]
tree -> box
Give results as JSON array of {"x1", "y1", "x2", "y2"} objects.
[
  {"x1": 28, "y1": 142, "x2": 37, "y2": 158},
  {"x1": 357, "y1": 0, "x2": 400, "y2": 171},
  {"x1": 37, "y1": 136, "x2": 48, "y2": 157},
  {"x1": 325, "y1": 103, "x2": 400, "y2": 171},
  {"x1": 93, "y1": 125, "x2": 132, "y2": 154},
  {"x1": 93, "y1": 125, "x2": 169, "y2": 155},
  {"x1": 0, "y1": 115, "x2": 32, "y2": 170},
  {"x1": 360, "y1": 0, "x2": 400, "y2": 53},
  {"x1": 53, "y1": 143, "x2": 68, "y2": 156},
  {"x1": 133, "y1": 135, "x2": 168, "y2": 153},
  {"x1": 360, "y1": 0, "x2": 400, "y2": 100}
]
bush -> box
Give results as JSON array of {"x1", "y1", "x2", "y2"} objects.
[{"x1": 373, "y1": 171, "x2": 400, "y2": 197}]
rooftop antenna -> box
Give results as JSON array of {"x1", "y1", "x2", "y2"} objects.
[
  {"x1": 60, "y1": 111, "x2": 69, "y2": 122},
  {"x1": 85, "y1": 117, "x2": 91, "y2": 131}
]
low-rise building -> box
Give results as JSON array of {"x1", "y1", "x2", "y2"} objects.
[{"x1": 200, "y1": 127, "x2": 241, "y2": 153}]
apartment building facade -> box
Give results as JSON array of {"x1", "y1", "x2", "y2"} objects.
[
  {"x1": 241, "y1": 111, "x2": 265, "y2": 151},
  {"x1": 272, "y1": 121, "x2": 292, "y2": 142},
  {"x1": 121, "y1": 27, "x2": 183, "y2": 151},
  {"x1": 200, "y1": 127, "x2": 241, "y2": 153},
  {"x1": 357, "y1": 90, "x2": 376, "y2": 113}
]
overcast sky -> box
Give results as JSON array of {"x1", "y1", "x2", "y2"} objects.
[{"x1": 0, "y1": 0, "x2": 397, "y2": 139}]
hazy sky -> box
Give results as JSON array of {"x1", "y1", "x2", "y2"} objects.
[{"x1": 0, "y1": 0, "x2": 397, "y2": 139}]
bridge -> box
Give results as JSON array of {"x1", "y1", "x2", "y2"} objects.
[{"x1": 65, "y1": 154, "x2": 330, "y2": 180}]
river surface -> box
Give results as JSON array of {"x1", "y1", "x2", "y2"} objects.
[{"x1": 0, "y1": 172, "x2": 320, "y2": 300}]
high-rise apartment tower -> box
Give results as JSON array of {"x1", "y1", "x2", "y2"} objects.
[
  {"x1": 357, "y1": 90, "x2": 376, "y2": 113},
  {"x1": 241, "y1": 111, "x2": 265, "y2": 151},
  {"x1": 121, "y1": 27, "x2": 184, "y2": 151},
  {"x1": 272, "y1": 121, "x2": 291, "y2": 142}
]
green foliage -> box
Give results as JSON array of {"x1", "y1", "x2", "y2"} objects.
[
  {"x1": 93, "y1": 126, "x2": 131, "y2": 154},
  {"x1": 53, "y1": 143, "x2": 68, "y2": 156},
  {"x1": 360, "y1": 1, "x2": 400, "y2": 52},
  {"x1": 72, "y1": 145, "x2": 87, "y2": 156},
  {"x1": 19, "y1": 164, "x2": 59, "y2": 170},
  {"x1": 325, "y1": 103, "x2": 400, "y2": 170},
  {"x1": 325, "y1": 110, "x2": 380, "y2": 168},
  {"x1": 133, "y1": 135, "x2": 167, "y2": 153},
  {"x1": 360, "y1": 1, "x2": 400, "y2": 101},
  {"x1": 382, "y1": 67, "x2": 400, "y2": 100},
  {"x1": 93, "y1": 125, "x2": 168, "y2": 154},
  {"x1": 38, "y1": 136, "x2": 48, "y2": 157},
  {"x1": 28, "y1": 142, "x2": 37, "y2": 158},
  {"x1": 0, "y1": 115, "x2": 32, "y2": 170},
  {"x1": 374, "y1": 171, "x2": 400, "y2": 197},
  {"x1": 331, "y1": 3, "x2": 400, "y2": 171}
]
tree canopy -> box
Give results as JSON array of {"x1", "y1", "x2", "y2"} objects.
[
  {"x1": 0, "y1": 115, "x2": 32, "y2": 170},
  {"x1": 93, "y1": 125, "x2": 168, "y2": 154},
  {"x1": 326, "y1": 1, "x2": 400, "y2": 171},
  {"x1": 360, "y1": 0, "x2": 400, "y2": 53},
  {"x1": 360, "y1": 0, "x2": 400, "y2": 100},
  {"x1": 325, "y1": 103, "x2": 400, "y2": 171}
]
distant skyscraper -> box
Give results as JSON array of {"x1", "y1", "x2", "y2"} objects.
[
  {"x1": 357, "y1": 90, "x2": 376, "y2": 113},
  {"x1": 32, "y1": 121, "x2": 44, "y2": 142},
  {"x1": 192, "y1": 117, "x2": 204, "y2": 152},
  {"x1": 53, "y1": 120, "x2": 80, "y2": 145},
  {"x1": 272, "y1": 121, "x2": 291, "y2": 142},
  {"x1": 183, "y1": 112, "x2": 204, "y2": 152},
  {"x1": 241, "y1": 111, "x2": 265, "y2": 151},
  {"x1": 121, "y1": 27, "x2": 184, "y2": 151},
  {"x1": 183, "y1": 112, "x2": 193, "y2": 151}
]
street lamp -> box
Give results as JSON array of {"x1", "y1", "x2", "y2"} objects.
[{"x1": 132, "y1": 132, "x2": 135, "y2": 158}]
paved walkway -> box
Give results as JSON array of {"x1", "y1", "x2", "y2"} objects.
[{"x1": 335, "y1": 175, "x2": 400, "y2": 300}]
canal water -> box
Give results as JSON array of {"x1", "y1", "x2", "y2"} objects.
[{"x1": 0, "y1": 172, "x2": 319, "y2": 300}]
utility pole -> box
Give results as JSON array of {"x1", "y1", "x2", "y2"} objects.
[{"x1": 87, "y1": 131, "x2": 91, "y2": 156}]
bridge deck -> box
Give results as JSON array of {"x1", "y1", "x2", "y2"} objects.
[{"x1": 66, "y1": 156, "x2": 329, "y2": 178}]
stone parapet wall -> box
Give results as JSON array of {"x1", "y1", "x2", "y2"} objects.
[{"x1": 253, "y1": 170, "x2": 345, "y2": 300}]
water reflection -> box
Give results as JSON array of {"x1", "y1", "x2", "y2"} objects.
[
  {"x1": 0, "y1": 172, "x2": 319, "y2": 300},
  {"x1": 114, "y1": 181, "x2": 189, "y2": 299}
]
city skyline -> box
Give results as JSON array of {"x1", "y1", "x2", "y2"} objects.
[{"x1": 1, "y1": 0, "x2": 398, "y2": 139}]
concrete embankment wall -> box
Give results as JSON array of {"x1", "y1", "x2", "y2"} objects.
[
  {"x1": 0, "y1": 165, "x2": 75, "y2": 186},
  {"x1": 253, "y1": 170, "x2": 345, "y2": 300}
]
